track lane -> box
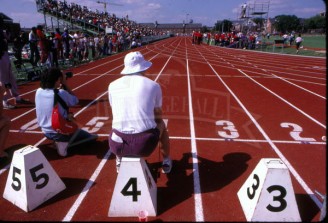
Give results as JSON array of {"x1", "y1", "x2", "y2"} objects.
[
  {"x1": 187, "y1": 40, "x2": 325, "y2": 221},
  {"x1": 0, "y1": 36, "x2": 325, "y2": 222},
  {"x1": 70, "y1": 37, "x2": 197, "y2": 220}
]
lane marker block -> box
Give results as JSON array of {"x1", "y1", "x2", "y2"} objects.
[
  {"x1": 315, "y1": 190, "x2": 327, "y2": 221},
  {"x1": 3, "y1": 145, "x2": 66, "y2": 212},
  {"x1": 108, "y1": 157, "x2": 157, "y2": 217},
  {"x1": 237, "y1": 158, "x2": 301, "y2": 221}
]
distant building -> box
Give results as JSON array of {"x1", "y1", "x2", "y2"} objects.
[
  {"x1": 0, "y1": 12, "x2": 13, "y2": 24},
  {"x1": 140, "y1": 22, "x2": 203, "y2": 35},
  {"x1": 0, "y1": 12, "x2": 21, "y2": 39},
  {"x1": 232, "y1": 17, "x2": 275, "y2": 34}
]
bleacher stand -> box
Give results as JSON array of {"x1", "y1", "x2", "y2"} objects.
[{"x1": 7, "y1": 0, "x2": 169, "y2": 82}]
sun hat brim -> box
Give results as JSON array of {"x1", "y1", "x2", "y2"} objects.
[
  {"x1": 121, "y1": 60, "x2": 152, "y2": 75},
  {"x1": 120, "y1": 51, "x2": 152, "y2": 75}
]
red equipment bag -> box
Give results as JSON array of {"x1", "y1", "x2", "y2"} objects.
[{"x1": 51, "y1": 89, "x2": 78, "y2": 135}]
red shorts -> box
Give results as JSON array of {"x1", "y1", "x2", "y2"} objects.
[{"x1": 108, "y1": 128, "x2": 160, "y2": 157}]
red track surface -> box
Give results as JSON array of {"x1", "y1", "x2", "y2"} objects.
[{"x1": 0, "y1": 36, "x2": 326, "y2": 222}]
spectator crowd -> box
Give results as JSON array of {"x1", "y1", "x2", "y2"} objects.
[
  {"x1": 5, "y1": 0, "x2": 301, "y2": 72},
  {"x1": 199, "y1": 30, "x2": 299, "y2": 50},
  {"x1": 7, "y1": 0, "x2": 168, "y2": 70}
]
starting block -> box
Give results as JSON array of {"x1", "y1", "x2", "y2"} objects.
[
  {"x1": 237, "y1": 158, "x2": 301, "y2": 222},
  {"x1": 108, "y1": 157, "x2": 157, "y2": 217},
  {"x1": 315, "y1": 190, "x2": 326, "y2": 221},
  {"x1": 3, "y1": 145, "x2": 66, "y2": 212}
]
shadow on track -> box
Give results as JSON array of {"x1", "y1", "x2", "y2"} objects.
[{"x1": 149, "y1": 152, "x2": 251, "y2": 215}]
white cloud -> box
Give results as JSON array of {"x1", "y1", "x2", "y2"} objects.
[
  {"x1": 147, "y1": 3, "x2": 161, "y2": 10},
  {"x1": 121, "y1": 1, "x2": 162, "y2": 23}
]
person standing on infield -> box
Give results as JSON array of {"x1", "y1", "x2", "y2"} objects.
[{"x1": 295, "y1": 33, "x2": 303, "y2": 54}]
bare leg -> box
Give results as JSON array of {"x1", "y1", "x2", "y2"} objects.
[{"x1": 156, "y1": 119, "x2": 170, "y2": 158}]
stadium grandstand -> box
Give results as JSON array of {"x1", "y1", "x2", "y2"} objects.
[
  {"x1": 35, "y1": 0, "x2": 201, "y2": 37},
  {"x1": 1, "y1": 0, "x2": 203, "y2": 82}
]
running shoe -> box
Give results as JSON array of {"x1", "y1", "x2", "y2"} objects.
[
  {"x1": 162, "y1": 157, "x2": 172, "y2": 174},
  {"x1": 55, "y1": 141, "x2": 69, "y2": 157},
  {"x1": 3, "y1": 102, "x2": 15, "y2": 109},
  {"x1": 116, "y1": 156, "x2": 122, "y2": 173}
]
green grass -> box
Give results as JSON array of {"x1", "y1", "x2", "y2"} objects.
[
  {"x1": 206, "y1": 34, "x2": 326, "y2": 57},
  {"x1": 258, "y1": 45, "x2": 325, "y2": 57},
  {"x1": 258, "y1": 34, "x2": 326, "y2": 57},
  {"x1": 301, "y1": 35, "x2": 326, "y2": 49},
  {"x1": 266, "y1": 35, "x2": 325, "y2": 49}
]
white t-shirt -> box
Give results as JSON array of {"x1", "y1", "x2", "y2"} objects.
[
  {"x1": 295, "y1": 37, "x2": 303, "y2": 43},
  {"x1": 35, "y1": 88, "x2": 79, "y2": 134},
  {"x1": 108, "y1": 74, "x2": 162, "y2": 133}
]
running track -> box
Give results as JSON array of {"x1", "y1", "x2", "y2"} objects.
[{"x1": 0, "y1": 36, "x2": 326, "y2": 222}]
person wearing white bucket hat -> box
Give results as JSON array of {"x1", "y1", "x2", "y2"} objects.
[
  {"x1": 120, "y1": 51, "x2": 152, "y2": 75},
  {"x1": 108, "y1": 51, "x2": 172, "y2": 174}
]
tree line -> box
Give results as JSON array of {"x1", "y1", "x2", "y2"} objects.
[
  {"x1": 206, "y1": 14, "x2": 326, "y2": 34},
  {"x1": 274, "y1": 14, "x2": 325, "y2": 34}
]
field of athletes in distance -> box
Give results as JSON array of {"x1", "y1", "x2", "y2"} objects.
[{"x1": 0, "y1": 36, "x2": 326, "y2": 222}]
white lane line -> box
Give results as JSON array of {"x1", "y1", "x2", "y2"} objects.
[
  {"x1": 8, "y1": 55, "x2": 125, "y2": 103},
  {"x1": 9, "y1": 59, "x2": 125, "y2": 123},
  {"x1": 150, "y1": 37, "x2": 205, "y2": 221},
  {"x1": 9, "y1": 48, "x2": 153, "y2": 123},
  {"x1": 262, "y1": 69, "x2": 326, "y2": 100},
  {"x1": 153, "y1": 37, "x2": 183, "y2": 82},
  {"x1": 239, "y1": 69, "x2": 326, "y2": 129},
  {"x1": 186, "y1": 56, "x2": 204, "y2": 222},
  {"x1": 207, "y1": 63, "x2": 323, "y2": 209},
  {"x1": 63, "y1": 149, "x2": 112, "y2": 221},
  {"x1": 8, "y1": 130, "x2": 327, "y2": 145},
  {"x1": 61, "y1": 41, "x2": 181, "y2": 221},
  {"x1": 1, "y1": 46, "x2": 171, "y2": 217}
]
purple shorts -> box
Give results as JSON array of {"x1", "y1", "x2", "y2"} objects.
[{"x1": 108, "y1": 128, "x2": 160, "y2": 157}]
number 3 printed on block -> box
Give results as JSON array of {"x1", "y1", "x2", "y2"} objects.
[{"x1": 246, "y1": 174, "x2": 287, "y2": 212}]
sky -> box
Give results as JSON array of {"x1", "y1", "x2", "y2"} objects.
[{"x1": 1, "y1": 0, "x2": 326, "y2": 28}]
